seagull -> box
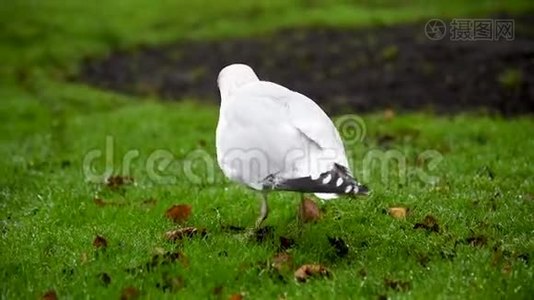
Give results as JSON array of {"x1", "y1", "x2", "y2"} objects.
[{"x1": 216, "y1": 64, "x2": 368, "y2": 228}]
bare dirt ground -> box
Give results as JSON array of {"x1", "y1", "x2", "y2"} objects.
[{"x1": 79, "y1": 14, "x2": 534, "y2": 115}]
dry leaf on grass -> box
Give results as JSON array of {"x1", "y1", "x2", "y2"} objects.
[
  {"x1": 272, "y1": 252, "x2": 292, "y2": 272},
  {"x1": 165, "y1": 227, "x2": 206, "y2": 242},
  {"x1": 279, "y1": 236, "x2": 295, "y2": 251},
  {"x1": 502, "y1": 261, "x2": 513, "y2": 275},
  {"x1": 42, "y1": 290, "x2": 57, "y2": 300},
  {"x1": 229, "y1": 293, "x2": 244, "y2": 300},
  {"x1": 294, "y1": 264, "x2": 331, "y2": 282},
  {"x1": 413, "y1": 215, "x2": 440, "y2": 233},
  {"x1": 93, "y1": 235, "x2": 108, "y2": 249},
  {"x1": 388, "y1": 207, "x2": 408, "y2": 219},
  {"x1": 120, "y1": 286, "x2": 140, "y2": 300},
  {"x1": 328, "y1": 236, "x2": 349, "y2": 258},
  {"x1": 106, "y1": 175, "x2": 134, "y2": 189},
  {"x1": 299, "y1": 197, "x2": 321, "y2": 223},
  {"x1": 93, "y1": 197, "x2": 106, "y2": 207},
  {"x1": 165, "y1": 204, "x2": 192, "y2": 223},
  {"x1": 213, "y1": 285, "x2": 224, "y2": 296}
]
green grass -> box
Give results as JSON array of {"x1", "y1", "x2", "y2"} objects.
[{"x1": 1, "y1": 0, "x2": 534, "y2": 299}]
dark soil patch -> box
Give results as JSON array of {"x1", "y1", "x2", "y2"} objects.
[{"x1": 78, "y1": 14, "x2": 534, "y2": 115}]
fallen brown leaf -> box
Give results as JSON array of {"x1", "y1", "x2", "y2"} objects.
[
  {"x1": 279, "y1": 236, "x2": 296, "y2": 251},
  {"x1": 294, "y1": 264, "x2": 331, "y2": 282},
  {"x1": 165, "y1": 204, "x2": 192, "y2": 223},
  {"x1": 502, "y1": 261, "x2": 513, "y2": 275},
  {"x1": 120, "y1": 286, "x2": 140, "y2": 300},
  {"x1": 413, "y1": 215, "x2": 440, "y2": 233},
  {"x1": 272, "y1": 252, "x2": 292, "y2": 272},
  {"x1": 93, "y1": 235, "x2": 108, "y2": 249},
  {"x1": 213, "y1": 285, "x2": 223, "y2": 296},
  {"x1": 93, "y1": 197, "x2": 106, "y2": 207},
  {"x1": 328, "y1": 236, "x2": 349, "y2": 258},
  {"x1": 42, "y1": 290, "x2": 57, "y2": 300},
  {"x1": 106, "y1": 175, "x2": 134, "y2": 189},
  {"x1": 299, "y1": 197, "x2": 321, "y2": 223},
  {"x1": 165, "y1": 227, "x2": 206, "y2": 242},
  {"x1": 389, "y1": 207, "x2": 408, "y2": 219},
  {"x1": 229, "y1": 293, "x2": 244, "y2": 300}
]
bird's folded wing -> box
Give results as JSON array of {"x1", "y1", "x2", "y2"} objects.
[{"x1": 238, "y1": 81, "x2": 349, "y2": 167}]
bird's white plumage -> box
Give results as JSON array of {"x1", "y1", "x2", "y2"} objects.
[{"x1": 216, "y1": 64, "x2": 351, "y2": 199}]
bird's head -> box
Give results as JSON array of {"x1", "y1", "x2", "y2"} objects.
[{"x1": 217, "y1": 64, "x2": 259, "y2": 101}]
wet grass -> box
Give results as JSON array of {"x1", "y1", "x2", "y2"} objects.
[
  {"x1": 1, "y1": 90, "x2": 533, "y2": 299},
  {"x1": 1, "y1": 0, "x2": 534, "y2": 299}
]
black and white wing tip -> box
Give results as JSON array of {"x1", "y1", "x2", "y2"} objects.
[{"x1": 263, "y1": 163, "x2": 370, "y2": 196}]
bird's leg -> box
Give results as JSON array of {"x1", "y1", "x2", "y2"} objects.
[{"x1": 255, "y1": 191, "x2": 269, "y2": 229}]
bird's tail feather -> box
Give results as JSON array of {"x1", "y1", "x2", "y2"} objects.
[{"x1": 263, "y1": 163, "x2": 369, "y2": 197}]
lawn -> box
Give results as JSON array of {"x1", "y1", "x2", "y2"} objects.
[{"x1": 1, "y1": 1, "x2": 533, "y2": 299}]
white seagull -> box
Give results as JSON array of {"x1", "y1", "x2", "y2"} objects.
[{"x1": 216, "y1": 64, "x2": 368, "y2": 228}]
